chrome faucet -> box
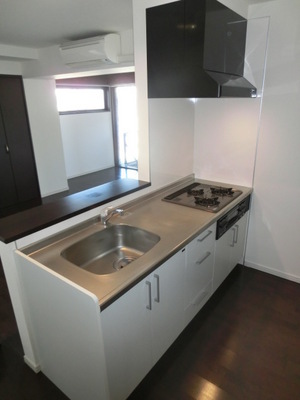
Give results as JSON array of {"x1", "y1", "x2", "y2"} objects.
[{"x1": 100, "y1": 207, "x2": 124, "y2": 226}]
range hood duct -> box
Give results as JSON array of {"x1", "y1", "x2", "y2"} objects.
[{"x1": 203, "y1": 0, "x2": 257, "y2": 98}]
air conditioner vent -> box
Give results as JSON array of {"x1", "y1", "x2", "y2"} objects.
[{"x1": 59, "y1": 34, "x2": 120, "y2": 67}]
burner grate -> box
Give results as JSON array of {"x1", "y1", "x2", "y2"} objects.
[
  {"x1": 210, "y1": 187, "x2": 234, "y2": 196},
  {"x1": 194, "y1": 196, "x2": 220, "y2": 207},
  {"x1": 187, "y1": 188, "x2": 204, "y2": 196}
]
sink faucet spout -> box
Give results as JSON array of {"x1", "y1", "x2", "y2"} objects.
[{"x1": 100, "y1": 208, "x2": 124, "y2": 226}]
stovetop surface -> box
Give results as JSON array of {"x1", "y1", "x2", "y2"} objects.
[{"x1": 162, "y1": 182, "x2": 242, "y2": 213}]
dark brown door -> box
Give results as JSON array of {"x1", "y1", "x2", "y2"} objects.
[
  {"x1": 0, "y1": 105, "x2": 18, "y2": 208},
  {"x1": 0, "y1": 75, "x2": 40, "y2": 213}
]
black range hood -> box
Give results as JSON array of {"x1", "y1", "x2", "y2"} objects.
[
  {"x1": 146, "y1": 0, "x2": 257, "y2": 99},
  {"x1": 203, "y1": 0, "x2": 257, "y2": 98}
]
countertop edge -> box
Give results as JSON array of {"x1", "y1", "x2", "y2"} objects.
[{"x1": 0, "y1": 179, "x2": 150, "y2": 244}]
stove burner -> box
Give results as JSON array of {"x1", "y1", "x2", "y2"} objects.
[
  {"x1": 210, "y1": 187, "x2": 234, "y2": 196},
  {"x1": 162, "y1": 182, "x2": 242, "y2": 213},
  {"x1": 194, "y1": 196, "x2": 220, "y2": 207},
  {"x1": 187, "y1": 188, "x2": 204, "y2": 196}
]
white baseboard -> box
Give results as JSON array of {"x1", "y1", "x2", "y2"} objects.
[
  {"x1": 24, "y1": 355, "x2": 41, "y2": 373},
  {"x1": 244, "y1": 260, "x2": 300, "y2": 284}
]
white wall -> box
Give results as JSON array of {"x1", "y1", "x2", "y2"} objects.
[
  {"x1": 59, "y1": 112, "x2": 115, "y2": 178},
  {"x1": 193, "y1": 98, "x2": 261, "y2": 187},
  {"x1": 149, "y1": 99, "x2": 195, "y2": 187},
  {"x1": 23, "y1": 78, "x2": 68, "y2": 197},
  {"x1": 0, "y1": 59, "x2": 22, "y2": 75},
  {"x1": 244, "y1": 0, "x2": 300, "y2": 282}
]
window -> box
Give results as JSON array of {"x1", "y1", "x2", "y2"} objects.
[
  {"x1": 55, "y1": 87, "x2": 108, "y2": 113},
  {"x1": 114, "y1": 86, "x2": 138, "y2": 170}
]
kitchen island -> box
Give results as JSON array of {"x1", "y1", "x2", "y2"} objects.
[
  {"x1": 18, "y1": 177, "x2": 251, "y2": 310},
  {"x1": 1, "y1": 176, "x2": 252, "y2": 400}
]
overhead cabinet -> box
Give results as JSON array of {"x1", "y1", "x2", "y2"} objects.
[
  {"x1": 146, "y1": 0, "x2": 256, "y2": 98},
  {"x1": 0, "y1": 75, "x2": 40, "y2": 215}
]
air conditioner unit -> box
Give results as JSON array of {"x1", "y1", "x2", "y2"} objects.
[{"x1": 59, "y1": 34, "x2": 120, "y2": 67}]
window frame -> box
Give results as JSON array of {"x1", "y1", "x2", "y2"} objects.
[{"x1": 55, "y1": 84, "x2": 110, "y2": 115}]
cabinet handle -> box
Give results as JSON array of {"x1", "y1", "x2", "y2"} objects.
[
  {"x1": 196, "y1": 251, "x2": 211, "y2": 265},
  {"x1": 146, "y1": 281, "x2": 152, "y2": 310},
  {"x1": 5, "y1": 144, "x2": 10, "y2": 153},
  {"x1": 154, "y1": 274, "x2": 160, "y2": 303},
  {"x1": 197, "y1": 230, "x2": 213, "y2": 242},
  {"x1": 234, "y1": 224, "x2": 239, "y2": 244},
  {"x1": 230, "y1": 228, "x2": 235, "y2": 247}
]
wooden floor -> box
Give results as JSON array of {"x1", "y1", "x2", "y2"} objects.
[{"x1": 1, "y1": 262, "x2": 300, "y2": 400}]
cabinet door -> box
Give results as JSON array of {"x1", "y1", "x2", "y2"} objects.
[
  {"x1": 213, "y1": 227, "x2": 234, "y2": 292},
  {"x1": 185, "y1": 224, "x2": 215, "y2": 324},
  {"x1": 101, "y1": 278, "x2": 152, "y2": 400},
  {"x1": 213, "y1": 212, "x2": 249, "y2": 292},
  {"x1": 102, "y1": 250, "x2": 186, "y2": 399},
  {"x1": 230, "y1": 213, "x2": 248, "y2": 271},
  {"x1": 150, "y1": 249, "x2": 185, "y2": 365}
]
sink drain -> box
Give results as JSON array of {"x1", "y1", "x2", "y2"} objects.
[{"x1": 113, "y1": 256, "x2": 136, "y2": 271}]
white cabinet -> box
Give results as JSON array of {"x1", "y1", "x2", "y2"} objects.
[
  {"x1": 101, "y1": 276, "x2": 152, "y2": 400},
  {"x1": 102, "y1": 224, "x2": 219, "y2": 400},
  {"x1": 184, "y1": 224, "x2": 215, "y2": 325},
  {"x1": 150, "y1": 249, "x2": 185, "y2": 365},
  {"x1": 14, "y1": 251, "x2": 110, "y2": 400},
  {"x1": 102, "y1": 249, "x2": 185, "y2": 400},
  {"x1": 213, "y1": 212, "x2": 248, "y2": 292}
]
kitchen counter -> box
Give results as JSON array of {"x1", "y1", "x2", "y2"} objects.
[
  {"x1": 21, "y1": 178, "x2": 252, "y2": 310},
  {"x1": 0, "y1": 178, "x2": 150, "y2": 244}
]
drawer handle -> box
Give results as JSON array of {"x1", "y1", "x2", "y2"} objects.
[
  {"x1": 230, "y1": 227, "x2": 236, "y2": 247},
  {"x1": 154, "y1": 274, "x2": 160, "y2": 303},
  {"x1": 197, "y1": 230, "x2": 213, "y2": 242},
  {"x1": 146, "y1": 281, "x2": 152, "y2": 310},
  {"x1": 196, "y1": 251, "x2": 211, "y2": 265},
  {"x1": 234, "y1": 224, "x2": 239, "y2": 244}
]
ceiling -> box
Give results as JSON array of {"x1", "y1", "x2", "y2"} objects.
[
  {"x1": 0, "y1": 0, "x2": 133, "y2": 49},
  {"x1": 0, "y1": 0, "x2": 274, "y2": 50}
]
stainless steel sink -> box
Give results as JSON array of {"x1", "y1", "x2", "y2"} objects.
[{"x1": 61, "y1": 224, "x2": 160, "y2": 275}]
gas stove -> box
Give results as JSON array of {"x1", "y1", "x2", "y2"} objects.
[{"x1": 162, "y1": 182, "x2": 242, "y2": 213}]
